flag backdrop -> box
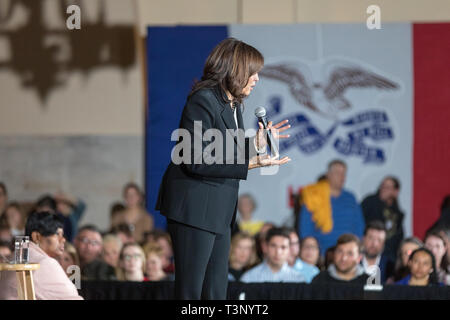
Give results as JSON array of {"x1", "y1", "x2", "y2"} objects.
[{"x1": 146, "y1": 23, "x2": 450, "y2": 239}]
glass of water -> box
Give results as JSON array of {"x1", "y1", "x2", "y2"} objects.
[{"x1": 14, "y1": 236, "x2": 30, "y2": 264}]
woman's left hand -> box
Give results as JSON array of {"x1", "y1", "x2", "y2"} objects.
[{"x1": 256, "y1": 119, "x2": 291, "y2": 150}]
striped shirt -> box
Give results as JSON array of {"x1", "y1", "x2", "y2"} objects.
[{"x1": 240, "y1": 261, "x2": 305, "y2": 283}]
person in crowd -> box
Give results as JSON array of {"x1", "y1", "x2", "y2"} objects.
[
  {"x1": 35, "y1": 194, "x2": 73, "y2": 242},
  {"x1": 2, "y1": 202, "x2": 26, "y2": 236},
  {"x1": 241, "y1": 227, "x2": 305, "y2": 283},
  {"x1": 299, "y1": 159, "x2": 365, "y2": 255},
  {"x1": 143, "y1": 229, "x2": 174, "y2": 274},
  {"x1": 324, "y1": 246, "x2": 335, "y2": 270},
  {"x1": 438, "y1": 228, "x2": 450, "y2": 269},
  {"x1": 386, "y1": 237, "x2": 423, "y2": 283},
  {"x1": 143, "y1": 244, "x2": 174, "y2": 281},
  {"x1": 0, "y1": 225, "x2": 12, "y2": 243},
  {"x1": 0, "y1": 240, "x2": 13, "y2": 262},
  {"x1": 395, "y1": 247, "x2": 442, "y2": 286},
  {"x1": 0, "y1": 182, "x2": 8, "y2": 214},
  {"x1": 361, "y1": 176, "x2": 404, "y2": 260},
  {"x1": 74, "y1": 225, "x2": 116, "y2": 280},
  {"x1": 311, "y1": 234, "x2": 369, "y2": 285},
  {"x1": 109, "y1": 202, "x2": 126, "y2": 232},
  {"x1": 361, "y1": 220, "x2": 395, "y2": 284},
  {"x1": 236, "y1": 194, "x2": 264, "y2": 236},
  {"x1": 56, "y1": 242, "x2": 80, "y2": 276},
  {"x1": 254, "y1": 222, "x2": 275, "y2": 262},
  {"x1": 228, "y1": 232, "x2": 258, "y2": 281},
  {"x1": 116, "y1": 243, "x2": 146, "y2": 281},
  {"x1": 111, "y1": 223, "x2": 135, "y2": 245},
  {"x1": 287, "y1": 229, "x2": 319, "y2": 283},
  {"x1": 54, "y1": 192, "x2": 86, "y2": 242},
  {"x1": 424, "y1": 231, "x2": 449, "y2": 285},
  {"x1": 0, "y1": 211, "x2": 83, "y2": 300},
  {"x1": 299, "y1": 236, "x2": 323, "y2": 270},
  {"x1": 101, "y1": 233, "x2": 123, "y2": 268},
  {"x1": 121, "y1": 182, "x2": 154, "y2": 244}
]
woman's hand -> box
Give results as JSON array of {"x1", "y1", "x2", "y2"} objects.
[
  {"x1": 256, "y1": 119, "x2": 291, "y2": 151},
  {"x1": 248, "y1": 154, "x2": 291, "y2": 170}
]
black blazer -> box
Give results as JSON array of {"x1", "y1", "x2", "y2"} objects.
[{"x1": 155, "y1": 85, "x2": 257, "y2": 234}]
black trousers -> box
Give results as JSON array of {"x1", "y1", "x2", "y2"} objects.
[{"x1": 167, "y1": 219, "x2": 231, "y2": 300}]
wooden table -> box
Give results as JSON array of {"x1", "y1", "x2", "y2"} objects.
[{"x1": 0, "y1": 263, "x2": 40, "y2": 300}]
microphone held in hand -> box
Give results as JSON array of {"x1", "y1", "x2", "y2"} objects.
[{"x1": 254, "y1": 107, "x2": 279, "y2": 158}]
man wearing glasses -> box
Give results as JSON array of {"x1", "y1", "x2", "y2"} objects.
[{"x1": 74, "y1": 225, "x2": 116, "y2": 280}]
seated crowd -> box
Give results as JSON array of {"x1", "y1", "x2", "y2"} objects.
[{"x1": 0, "y1": 160, "x2": 449, "y2": 299}]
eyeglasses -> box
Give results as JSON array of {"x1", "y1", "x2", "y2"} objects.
[
  {"x1": 123, "y1": 254, "x2": 142, "y2": 261},
  {"x1": 79, "y1": 238, "x2": 101, "y2": 247}
]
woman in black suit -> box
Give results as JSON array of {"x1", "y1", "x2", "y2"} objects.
[{"x1": 156, "y1": 38, "x2": 291, "y2": 299}]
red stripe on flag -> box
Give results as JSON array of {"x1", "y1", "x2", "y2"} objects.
[{"x1": 413, "y1": 23, "x2": 450, "y2": 239}]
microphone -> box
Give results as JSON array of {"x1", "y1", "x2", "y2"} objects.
[{"x1": 254, "y1": 107, "x2": 279, "y2": 157}]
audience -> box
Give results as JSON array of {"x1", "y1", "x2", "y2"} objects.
[
  {"x1": 101, "y1": 233, "x2": 123, "y2": 268},
  {"x1": 424, "y1": 231, "x2": 449, "y2": 285},
  {"x1": 143, "y1": 244, "x2": 174, "y2": 281},
  {"x1": 236, "y1": 194, "x2": 264, "y2": 236},
  {"x1": 361, "y1": 221, "x2": 395, "y2": 284},
  {"x1": 121, "y1": 183, "x2": 154, "y2": 243},
  {"x1": 74, "y1": 225, "x2": 116, "y2": 280},
  {"x1": 143, "y1": 229, "x2": 174, "y2": 274},
  {"x1": 1, "y1": 162, "x2": 448, "y2": 300},
  {"x1": 287, "y1": 229, "x2": 320, "y2": 283},
  {"x1": 395, "y1": 247, "x2": 442, "y2": 286},
  {"x1": 254, "y1": 222, "x2": 275, "y2": 262},
  {"x1": 387, "y1": 237, "x2": 423, "y2": 283},
  {"x1": 1, "y1": 202, "x2": 26, "y2": 236},
  {"x1": 116, "y1": 243, "x2": 146, "y2": 281},
  {"x1": 54, "y1": 192, "x2": 86, "y2": 242},
  {"x1": 299, "y1": 236, "x2": 323, "y2": 270},
  {"x1": 311, "y1": 234, "x2": 369, "y2": 285},
  {"x1": 361, "y1": 176, "x2": 404, "y2": 260},
  {"x1": 299, "y1": 159, "x2": 365, "y2": 255},
  {"x1": 111, "y1": 223, "x2": 135, "y2": 245},
  {"x1": 57, "y1": 242, "x2": 80, "y2": 276},
  {"x1": 228, "y1": 232, "x2": 258, "y2": 281},
  {"x1": 0, "y1": 211, "x2": 83, "y2": 300},
  {"x1": 109, "y1": 202, "x2": 126, "y2": 231},
  {"x1": 241, "y1": 227, "x2": 305, "y2": 283}
]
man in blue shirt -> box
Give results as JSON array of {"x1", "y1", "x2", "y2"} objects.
[
  {"x1": 241, "y1": 227, "x2": 305, "y2": 283},
  {"x1": 299, "y1": 159, "x2": 365, "y2": 255}
]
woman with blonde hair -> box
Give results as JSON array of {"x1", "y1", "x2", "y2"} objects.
[
  {"x1": 228, "y1": 232, "x2": 257, "y2": 281},
  {"x1": 116, "y1": 243, "x2": 146, "y2": 281}
]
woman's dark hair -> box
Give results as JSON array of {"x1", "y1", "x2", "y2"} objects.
[
  {"x1": 25, "y1": 211, "x2": 64, "y2": 238},
  {"x1": 408, "y1": 247, "x2": 439, "y2": 285},
  {"x1": 189, "y1": 38, "x2": 264, "y2": 104}
]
